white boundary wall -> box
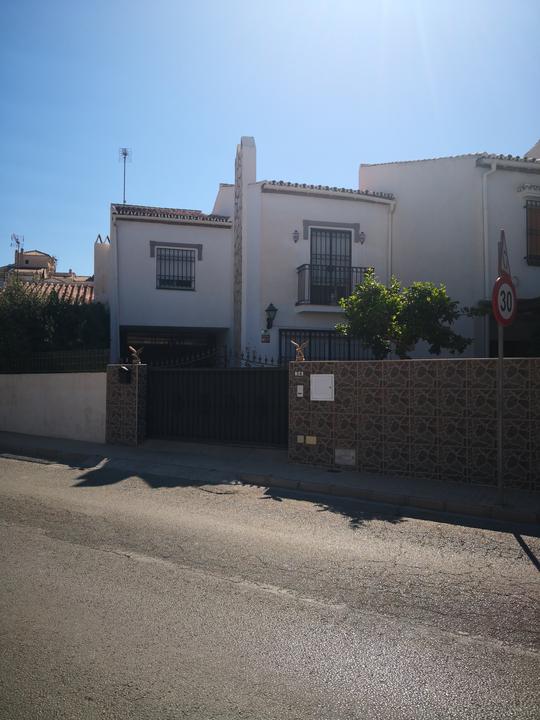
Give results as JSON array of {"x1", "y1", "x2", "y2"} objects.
[{"x1": 0, "y1": 372, "x2": 106, "y2": 443}]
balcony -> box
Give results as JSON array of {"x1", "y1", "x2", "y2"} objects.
[{"x1": 296, "y1": 264, "x2": 369, "y2": 307}]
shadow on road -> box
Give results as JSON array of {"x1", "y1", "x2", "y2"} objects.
[
  {"x1": 259, "y1": 486, "x2": 540, "y2": 537},
  {"x1": 260, "y1": 486, "x2": 404, "y2": 530},
  {"x1": 71, "y1": 458, "x2": 540, "y2": 538},
  {"x1": 73, "y1": 459, "x2": 211, "y2": 490},
  {"x1": 73, "y1": 459, "x2": 407, "y2": 529}
]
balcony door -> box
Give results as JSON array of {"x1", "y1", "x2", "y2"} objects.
[{"x1": 310, "y1": 228, "x2": 352, "y2": 305}]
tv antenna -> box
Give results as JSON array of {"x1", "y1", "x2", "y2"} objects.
[
  {"x1": 10, "y1": 233, "x2": 24, "y2": 252},
  {"x1": 118, "y1": 147, "x2": 132, "y2": 204}
]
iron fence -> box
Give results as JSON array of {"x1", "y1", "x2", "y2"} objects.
[{"x1": 279, "y1": 329, "x2": 373, "y2": 364}]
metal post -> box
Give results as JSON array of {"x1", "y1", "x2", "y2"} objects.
[
  {"x1": 497, "y1": 324, "x2": 504, "y2": 503},
  {"x1": 123, "y1": 155, "x2": 127, "y2": 205}
]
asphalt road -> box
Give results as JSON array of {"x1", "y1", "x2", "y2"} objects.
[{"x1": 0, "y1": 453, "x2": 539, "y2": 719}]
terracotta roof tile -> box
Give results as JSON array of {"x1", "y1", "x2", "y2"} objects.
[
  {"x1": 112, "y1": 203, "x2": 231, "y2": 223},
  {"x1": 263, "y1": 180, "x2": 395, "y2": 201},
  {"x1": 481, "y1": 153, "x2": 539, "y2": 163},
  {"x1": 23, "y1": 281, "x2": 94, "y2": 304}
]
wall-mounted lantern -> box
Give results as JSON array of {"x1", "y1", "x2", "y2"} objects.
[
  {"x1": 358, "y1": 231, "x2": 366, "y2": 244},
  {"x1": 292, "y1": 229, "x2": 300, "y2": 243},
  {"x1": 265, "y1": 303, "x2": 278, "y2": 329}
]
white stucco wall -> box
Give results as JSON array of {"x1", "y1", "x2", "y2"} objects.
[
  {"x1": 361, "y1": 157, "x2": 485, "y2": 356},
  {"x1": 244, "y1": 187, "x2": 392, "y2": 358},
  {"x1": 0, "y1": 372, "x2": 106, "y2": 443},
  {"x1": 212, "y1": 184, "x2": 234, "y2": 216},
  {"x1": 361, "y1": 157, "x2": 483, "y2": 301},
  {"x1": 114, "y1": 219, "x2": 233, "y2": 329}
]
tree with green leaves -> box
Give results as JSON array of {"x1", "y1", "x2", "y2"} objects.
[{"x1": 336, "y1": 269, "x2": 473, "y2": 359}]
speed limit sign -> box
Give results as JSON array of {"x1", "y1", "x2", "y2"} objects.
[{"x1": 492, "y1": 275, "x2": 517, "y2": 326}]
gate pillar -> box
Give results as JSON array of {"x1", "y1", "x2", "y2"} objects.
[{"x1": 106, "y1": 364, "x2": 147, "y2": 445}]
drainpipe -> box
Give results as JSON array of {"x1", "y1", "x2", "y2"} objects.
[
  {"x1": 387, "y1": 200, "x2": 396, "y2": 283},
  {"x1": 481, "y1": 161, "x2": 497, "y2": 355},
  {"x1": 482, "y1": 161, "x2": 497, "y2": 299}
]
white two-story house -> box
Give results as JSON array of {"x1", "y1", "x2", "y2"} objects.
[{"x1": 96, "y1": 136, "x2": 539, "y2": 364}]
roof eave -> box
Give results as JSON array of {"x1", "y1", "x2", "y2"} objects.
[
  {"x1": 476, "y1": 156, "x2": 540, "y2": 173},
  {"x1": 112, "y1": 214, "x2": 232, "y2": 228}
]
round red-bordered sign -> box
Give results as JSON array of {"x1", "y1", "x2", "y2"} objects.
[{"x1": 492, "y1": 275, "x2": 517, "y2": 326}]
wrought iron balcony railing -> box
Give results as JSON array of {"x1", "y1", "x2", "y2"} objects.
[{"x1": 296, "y1": 264, "x2": 370, "y2": 306}]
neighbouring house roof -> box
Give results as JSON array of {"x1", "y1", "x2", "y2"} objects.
[
  {"x1": 9, "y1": 267, "x2": 48, "y2": 277},
  {"x1": 21, "y1": 249, "x2": 54, "y2": 257},
  {"x1": 112, "y1": 203, "x2": 231, "y2": 224},
  {"x1": 22, "y1": 281, "x2": 94, "y2": 304},
  {"x1": 261, "y1": 180, "x2": 395, "y2": 201},
  {"x1": 51, "y1": 272, "x2": 91, "y2": 281}
]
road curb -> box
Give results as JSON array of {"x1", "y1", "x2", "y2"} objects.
[{"x1": 237, "y1": 473, "x2": 540, "y2": 526}]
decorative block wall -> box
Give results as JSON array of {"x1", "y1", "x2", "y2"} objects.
[
  {"x1": 288, "y1": 359, "x2": 540, "y2": 493},
  {"x1": 106, "y1": 364, "x2": 147, "y2": 445}
]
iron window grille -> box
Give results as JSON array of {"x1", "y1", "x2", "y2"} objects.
[
  {"x1": 526, "y1": 201, "x2": 540, "y2": 266},
  {"x1": 308, "y1": 228, "x2": 353, "y2": 304},
  {"x1": 156, "y1": 247, "x2": 196, "y2": 290}
]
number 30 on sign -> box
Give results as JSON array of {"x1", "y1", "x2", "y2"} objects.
[{"x1": 492, "y1": 276, "x2": 517, "y2": 326}]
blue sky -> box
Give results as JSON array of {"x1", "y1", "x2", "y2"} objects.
[{"x1": 1, "y1": 0, "x2": 539, "y2": 274}]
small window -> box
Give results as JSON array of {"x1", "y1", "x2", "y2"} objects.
[
  {"x1": 526, "y1": 201, "x2": 540, "y2": 266},
  {"x1": 156, "y1": 247, "x2": 196, "y2": 290}
]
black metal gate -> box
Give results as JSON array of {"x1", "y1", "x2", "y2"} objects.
[{"x1": 147, "y1": 367, "x2": 288, "y2": 445}]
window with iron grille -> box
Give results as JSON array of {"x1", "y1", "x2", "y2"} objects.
[
  {"x1": 156, "y1": 247, "x2": 196, "y2": 290},
  {"x1": 310, "y1": 228, "x2": 352, "y2": 305},
  {"x1": 526, "y1": 201, "x2": 540, "y2": 266}
]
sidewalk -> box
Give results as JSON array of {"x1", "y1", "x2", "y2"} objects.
[{"x1": 0, "y1": 431, "x2": 539, "y2": 530}]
